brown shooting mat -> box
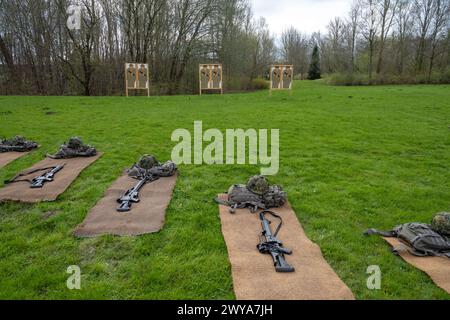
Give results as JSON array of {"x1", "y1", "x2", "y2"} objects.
[
  {"x1": 73, "y1": 173, "x2": 177, "y2": 237},
  {"x1": 383, "y1": 237, "x2": 450, "y2": 294},
  {"x1": 0, "y1": 151, "x2": 31, "y2": 169},
  {"x1": 0, "y1": 153, "x2": 102, "y2": 203},
  {"x1": 218, "y1": 194, "x2": 355, "y2": 300}
]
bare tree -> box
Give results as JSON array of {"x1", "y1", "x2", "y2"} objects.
[
  {"x1": 346, "y1": 1, "x2": 362, "y2": 73},
  {"x1": 427, "y1": 0, "x2": 450, "y2": 80},
  {"x1": 413, "y1": 0, "x2": 435, "y2": 72},
  {"x1": 327, "y1": 17, "x2": 347, "y2": 72},
  {"x1": 376, "y1": 0, "x2": 399, "y2": 74},
  {"x1": 394, "y1": 0, "x2": 413, "y2": 74},
  {"x1": 360, "y1": 0, "x2": 380, "y2": 79},
  {"x1": 281, "y1": 27, "x2": 310, "y2": 78}
]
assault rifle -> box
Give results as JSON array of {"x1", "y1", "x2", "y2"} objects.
[
  {"x1": 5, "y1": 163, "x2": 65, "y2": 188},
  {"x1": 30, "y1": 164, "x2": 65, "y2": 188},
  {"x1": 257, "y1": 210, "x2": 295, "y2": 273},
  {"x1": 116, "y1": 173, "x2": 160, "y2": 212},
  {"x1": 116, "y1": 162, "x2": 176, "y2": 212}
]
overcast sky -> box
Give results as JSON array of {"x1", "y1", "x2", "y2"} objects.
[{"x1": 250, "y1": 0, "x2": 351, "y2": 36}]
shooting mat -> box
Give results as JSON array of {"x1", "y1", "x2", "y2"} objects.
[
  {"x1": 73, "y1": 173, "x2": 177, "y2": 237},
  {"x1": 0, "y1": 151, "x2": 32, "y2": 169},
  {"x1": 0, "y1": 153, "x2": 102, "y2": 203},
  {"x1": 217, "y1": 194, "x2": 354, "y2": 300},
  {"x1": 383, "y1": 237, "x2": 450, "y2": 294}
]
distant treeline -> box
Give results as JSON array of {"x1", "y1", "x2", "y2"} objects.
[
  {"x1": 0, "y1": 0, "x2": 449, "y2": 96},
  {"x1": 282, "y1": 0, "x2": 450, "y2": 85}
]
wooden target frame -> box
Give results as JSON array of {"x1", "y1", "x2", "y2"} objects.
[
  {"x1": 270, "y1": 65, "x2": 294, "y2": 96},
  {"x1": 125, "y1": 63, "x2": 150, "y2": 97},
  {"x1": 199, "y1": 64, "x2": 223, "y2": 95}
]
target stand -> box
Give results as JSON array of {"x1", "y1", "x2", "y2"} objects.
[
  {"x1": 125, "y1": 63, "x2": 150, "y2": 97},
  {"x1": 199, "y1": 64, "x2": 223, "y2": 95},
  {"x1": 270, "y1": 65, "x2": 294, "y2": 96}
]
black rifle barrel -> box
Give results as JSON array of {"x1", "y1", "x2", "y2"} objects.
[{"x1": 257, "y1": 211, "x2": 295, "y2": 273}]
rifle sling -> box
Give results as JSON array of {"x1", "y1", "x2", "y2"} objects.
[
  {"x1": 261, "y1": 210, "x2": 283, "y2": 238},
  {"x1": 4, "y1": 166, "x2": 60, "y2": 184}
]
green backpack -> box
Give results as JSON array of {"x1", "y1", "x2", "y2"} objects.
[
  {"x1": 365, "y1": 223, "x2": 450, "y2": 258},
  {"x1": 216, "y1": 176, "x2": 287, "y2": 214},
  {"x1": 219, "y1": 184, "x2": 267, "y2": 213}
]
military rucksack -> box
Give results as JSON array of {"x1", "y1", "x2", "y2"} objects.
[
  {"x1": 224, "y1": 184, "x2": 268, "y2": 213},
  {"x1": 365, "y1": 223, "x2": 450, "y2": 258}
]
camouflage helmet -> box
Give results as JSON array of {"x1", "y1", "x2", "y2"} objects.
[
  {"x1": 263, "y1": 185, "x2": 287, "y2": 208},
  {"x1": 138, "y1": 155, "x2": 159, "y2": 170},
  {"x1": 67, "y1": 137, "x2": 83, "y2": 149},
  {"x1": 431, "y1": 212, "x2": 450, "y2": 236},
  {"x1": 12, "y1": 136, "x2": 26, "y2": 145},
  {"x1": 247, "y1": 175, "x2": 270, "y2": 195}
]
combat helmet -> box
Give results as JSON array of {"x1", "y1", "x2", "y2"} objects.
[
  {"x1": 11, "y1": 136, "x2": 26, "y2": 145},
  {"x1": 247, "y1": 175, "x2": 270, "y2": 195},
  {"x1": 431, "y1": 212, "x2": 450, "y2": 237},
  {"x1": 138, "y1": 155, "x2": 159, "y2": 170},
  {"x1": 67, "y1": 137, "x2": 83, "y2": 149}
]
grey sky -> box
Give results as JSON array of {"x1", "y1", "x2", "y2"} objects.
[{"x1": 250, "y1": 0, "x2": 351, "y2": 36}]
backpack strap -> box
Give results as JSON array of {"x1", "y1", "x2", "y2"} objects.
[
  {"x1": 260, "y1": 210, "x2": 284, "y2": 237},
  {"x1": 364, "y1": 228, "x2": 397, "y2": 238},
  {"x1": 391, "y1": 244, "x2": 429, "y2": 257},
  {"x1": 214, "y1": 197, "x2": 230, "y2": 206},
  {"x1": 214, "y1": 197, "x2": 266, "y2": 214}
]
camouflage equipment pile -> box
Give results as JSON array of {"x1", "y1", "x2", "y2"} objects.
[
  {"x1": 217, "y1": 175, "x2": 287, "y2": 213},
  {"x1": 431, "y1": 212, "x2": 450, "y2": 237},
  {"x1": 0, "y1": 136, "x2": 38, "y2": 153},
  {"x1": 127, "y1": 155, "x2": 177, "y2": 180},
  {"x1": 48, "y1": 137, "x2": 97, "y2": 159}
]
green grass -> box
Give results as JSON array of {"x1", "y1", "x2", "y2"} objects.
[{"x1": 0, "y1": 80, "x2": 449, "y2": 300}]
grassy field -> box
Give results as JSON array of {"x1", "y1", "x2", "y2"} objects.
[{"x1": 0, "y1": 80, "x2": 449, "y2": 300}]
